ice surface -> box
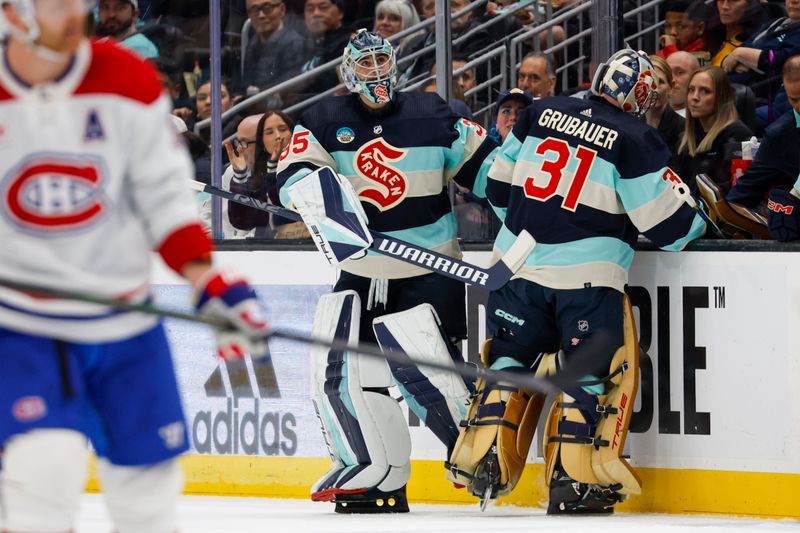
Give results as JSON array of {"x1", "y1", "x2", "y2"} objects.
[{"x1": 76, "y1": 494, "x2": 799, "y2": 533}]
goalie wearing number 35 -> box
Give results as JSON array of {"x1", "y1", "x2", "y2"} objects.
[
  {"x1": 446, "y1": 49, "x2": 707, "y2": 514},
  {"x1": 276, "y1": 30, "x2": 499, "y2": 513}
]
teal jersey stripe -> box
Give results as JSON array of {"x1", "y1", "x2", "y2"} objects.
[
  {"x1": 496, "y1": 224, "x2": 635, "y2": 270},
  {"x1": 364, "y1": 213, "x2": 458, "y2": 257},
  {"x1": 330, "y1": 146, "x2": 446, "y2": 177},
  {"x1": 616, "y1": 168, "x2": 671, "y2": 212}
]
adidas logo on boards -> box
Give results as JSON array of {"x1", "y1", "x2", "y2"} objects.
[
  {"x1": 191, "y1": 349, "x2": 298, "y2": 456},
  {"x1": 580, "y1": 108, "x2": 593, "y2": 117}
]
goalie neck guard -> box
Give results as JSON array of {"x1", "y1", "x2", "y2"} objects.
[
  {"x1": 590, "y1": 48, "x2": 658, "y2": 118},
  {"x1": 340, "y1": 29, "x2": 398, "y2": 106}
]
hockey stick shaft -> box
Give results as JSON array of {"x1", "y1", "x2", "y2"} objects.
[
  {"x1": 0, "y1": 277, "x2": 561, "y2": 394},
  {"x1": 190, "y1": 180, "x2": 534, "y2": 291}
]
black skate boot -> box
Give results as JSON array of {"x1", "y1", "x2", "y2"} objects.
[
  {"x1": 470, "y1": 445, "x2": 502, "y2": 511},
  {"x1": 334, "y1": 485, "x2": 409, "y2": 514},
  {"x1": 546, "y1": 464, "x2": 622, "y2": 515}
]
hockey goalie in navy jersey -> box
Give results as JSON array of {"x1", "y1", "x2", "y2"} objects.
[
  {"x1": 276, "y1": 30, "x2": 498, "y2": 513},
  {"x1": 446, "y1": 50, "x2": 707, "y2": 513}
]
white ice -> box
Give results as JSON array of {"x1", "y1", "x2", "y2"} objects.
[{"x1": 76, "y1": 494, "x2": 799, "y2": 533}]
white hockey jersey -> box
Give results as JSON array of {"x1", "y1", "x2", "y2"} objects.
[{"x1": 0, "y1": 39, "x2": 208, "y2": 343}]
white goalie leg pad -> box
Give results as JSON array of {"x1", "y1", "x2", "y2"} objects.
[
  {"x1": 287, "y1": 166, "x2": 372, "y2": 264},
  {"x1": 97, "y1": 458, "x2": 183, "y2": 533},
  {"x1": 1, "y1": 429, "x2": 89, "y2": 532},
  {"x1": 310, "y1": 291, "x2": 411, "y2": 500},
  {"x1": 372, "y1": 304, "x2": 473, "y2": 451}
]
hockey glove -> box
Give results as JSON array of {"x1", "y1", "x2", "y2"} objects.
[{"x1": 192, "y1": 268, "x2": 270, "y2": 360}]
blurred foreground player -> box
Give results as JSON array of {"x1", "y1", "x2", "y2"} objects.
[
  {"x1": 0, "y1": 1, "x2": 268, "y2": 531},
  {"x1": 277, "y1": 30, "x2": 498, "y2": 513},
  {"x1": 447, "y1": 49, "x2": 707, "y2": 513}
]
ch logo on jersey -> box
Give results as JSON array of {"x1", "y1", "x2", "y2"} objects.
[
  {"x1": 354, "y1": 138, "x2": 408, "y2": 211},
  {"x1": 1, "y1": 154, "x2": 108, "y2": 233}
]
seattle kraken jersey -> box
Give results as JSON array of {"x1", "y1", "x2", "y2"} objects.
[
  {"x1": 276, "y1": 92, "x2": 496, "y2": 279},
  {"x1": 487, "y1": 95, "x2": 706, "y2": 291}
]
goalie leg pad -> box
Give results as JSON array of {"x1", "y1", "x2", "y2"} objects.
[
  {"x1": 446, "y1": 341, "x2": 549, "y2": 498},
  {"x1": 372, "y1": 303, "x2": 473, "y2": 452},
  {"x1": 544, "y1": 294, "x2": 641, "y2": 514},
  {"x1": 590, "y1": 293, "x2": 641, "y2": 496},
  {"x1": 0, "y1": 429, "x2": 89, "y2": 532},
  {"x1": 309, "y1": 291, "x2": 411, "y2": 510}
]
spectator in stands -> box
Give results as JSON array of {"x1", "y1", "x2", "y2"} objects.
[
  {"x1": 727, "y1": 55, "x2": 800, "y2": 208},
  {"x1": 239, "y1": 0, "x2": 305, "y2": 96},
  {"x1": 674, "y1": 66, "x2": 754, "y2": 194},
  {"x1": 489, "y1": 87, "x2": 533, "y2": 143},
  {"x1": 658, "y1": 0, "x2": 708, "y2": 60},
  {"x1": 191, "y1": 79, "x2": 243, "y2": 142},
  {"x1": 228, "y1": 111, "x2": 309, "y2": 239},
  {"x1": 658, "y1": 0, "x2": 690, "y2": 56},
  {"x1": 416, "y1": 0, "x2": 435, "y2": 20},
  {"x1": 723, "y1": 0, "x2": 800, "y2": 99},
  {"x1": 450, "y1": 0, "x2": 490, "y2": 57},
  {"x1": 452, "y1": 55, "x2": 477, "y2": 98},
  {"x1": 453, "y1": 90, "x2": 530, "y2": 240},
  {"x1": 646, "y1": 56, "x2": 685, "y2": 160},
  {"x1": 667, "y1": 50, "x2": 701, "y2": 116},
  {"x1": 422, "y1": 80, "x2": 474, "y2": 119},
  {"x1": 96, "y1": 0, "x2": 158, "y2": 58},
  {"x1": 300, "y1": 0, "x2": 351, "y2": 95},
  {"x1": 517, "y1": 52, "x2": 557, "y2": 98},
  {"x1": 374, "y1": 0, "x2": 422, "y2": 57},
  {"x1": 706, "y1": 0, "x2": 766, "y2": 67}
]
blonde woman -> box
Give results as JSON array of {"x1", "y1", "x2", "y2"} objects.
[
  {"x1": 374, "y1": 0, "x2": 422, "y2": 55},
  {"x1": 674, "y1": 66, "x2": 753, "y2": 194}
]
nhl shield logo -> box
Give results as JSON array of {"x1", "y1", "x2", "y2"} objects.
[
  {"x1": 354, "y1": 138, "x2": 408, "y2": 211},
  {"x1": 578, "y1": 320, "x2": 589, "y2": 332}
]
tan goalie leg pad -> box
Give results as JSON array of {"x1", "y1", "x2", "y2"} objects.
[
  {"x1": 447, "y1": 343, "x2": 550, "y2": 495},
  {"x1": 590, "y1": 295, "x2": 641, "y2": 495},
  {"x1": 696, "y1": 173, "x2": 769, "y2": 239},
  {"x1": 543, "y1": 392, "x2": 602, "y2": 487}
]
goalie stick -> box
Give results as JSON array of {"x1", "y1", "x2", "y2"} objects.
[
  {"x1": 189, "y1": 180, "x2": 534, "y2": 291},
  {"x1": 0, "y1": 276, "x2": 597, "y2": 396}
]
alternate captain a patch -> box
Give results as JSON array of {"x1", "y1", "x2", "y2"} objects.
[{"x1": 84, "y1": 109, "x2": 105, "y2": 142}]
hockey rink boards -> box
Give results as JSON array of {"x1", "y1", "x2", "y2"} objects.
[{"x1": 89, "y1": 247, "x2": 800, "y2": 520}]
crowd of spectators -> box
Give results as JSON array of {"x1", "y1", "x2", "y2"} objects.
[{"x1": 94, "y1": 0, "x2": 800, "y2": 242}]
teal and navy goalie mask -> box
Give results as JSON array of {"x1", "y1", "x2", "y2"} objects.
[
  {"x1": 340, "y1": 29, "x2": 398, "y2": 105},
  {"x1": 590, "y1": 48, "x2": 659, "y2": 118}
]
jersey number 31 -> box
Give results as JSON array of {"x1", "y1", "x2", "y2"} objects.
[{"x1": 524, "y1": 137, "x2": 597, "y2": 212}]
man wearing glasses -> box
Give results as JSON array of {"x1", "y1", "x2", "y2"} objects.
[{"x1": 240, "y1": 0, "x2": 305, "y2": 95}]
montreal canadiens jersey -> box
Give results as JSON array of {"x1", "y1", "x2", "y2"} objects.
[
  {"x1": 0, "y1": 40, "x2": 203, "y2": 342},
  {"x1": 487, "y1": 95, "x2": 706, "y2": 291},
  {"x1": 276, "y1": 92, "x2": 496, "y2": 279}
]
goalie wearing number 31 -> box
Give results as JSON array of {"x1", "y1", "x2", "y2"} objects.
[{"x1": 446, "y1": 49, "x2": 707, "y2": 514}]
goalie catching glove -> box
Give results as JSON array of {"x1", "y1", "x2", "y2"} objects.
[{"x1": 192, "y1": 268, "x2": 270, "y2": 360}]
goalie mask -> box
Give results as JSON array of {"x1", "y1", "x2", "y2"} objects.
[
  {"x1": 591, "y1": 49, "x2": 659, "y2": 118},
  {"x1": 340, "y1": 29, "x2": 398, "y2": 105},
  {"x1": 0, "y1": 0, "x2": 96, "y2": 59}
]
